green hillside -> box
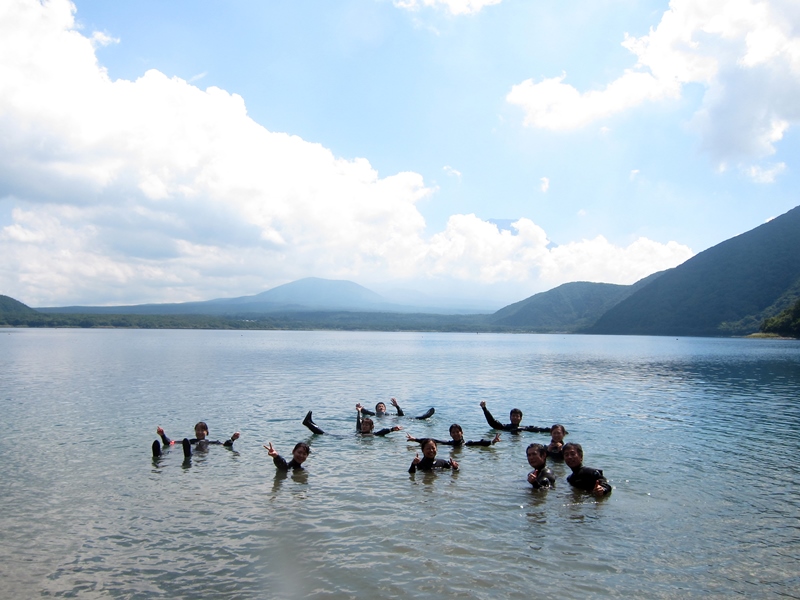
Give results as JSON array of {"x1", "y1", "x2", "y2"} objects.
[
  {"x1": 760, "y1": 297, "x2": 800, "y2": 338},
  {"x1": 0, "y1": 295, "x2": 38, "y2": 315},
  {"x1": 585, "y1": 205, "x2": 800, "y2": 336},
  {"x1": 489, "y1": 272, "x2": 663, "y2": 331}
]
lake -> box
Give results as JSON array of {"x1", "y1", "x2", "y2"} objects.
[{"x1": 1, "y1": 329, "x2": 798, "y2": 598}]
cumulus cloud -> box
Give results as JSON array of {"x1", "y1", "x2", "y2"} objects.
[
  {"x1": 393, "y1": 0, "x2": 502, "y2": 16},
  {"x1": 507, "y1": 0, "x2": 800, "y2": 170},
  {"x1": 0, "y1": 0, "x2": 692, "y2": 306}
]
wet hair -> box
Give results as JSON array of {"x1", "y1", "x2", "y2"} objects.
[
  {"x1": 449, "y1": 424, "x2": 463, "y2": 436},
  {"x1": 526, "y1": 443, "x2": 547, "y2": 460},
  {"x1": 422, "y1": 439, "x2": 437, "y2": 452},
  {"x1": 361, "y1": 417, "x2": 374, "y2": 432},
  {"x1": 292, "y1": 442, "x2": 311, "y2": 454},
  {"x1": 194, "y1": 421, "x2": 209, "y2": 434},
  {"x1": 550, "y1": 424, "x2": 568, "y2": 436},
  {"x1": 375, "y1": 402, "x2": 386, "y2": 412},
  {"x1": 510, "y1": 408, "x2": 523, "y2": 419},
  {"x1": 562, "y1": 442, "x2": 583, "y2": 458}
]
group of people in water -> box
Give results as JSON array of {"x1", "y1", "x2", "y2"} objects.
[{"x1": 153, "y1": 398, "x2": 612, "y2": 497}]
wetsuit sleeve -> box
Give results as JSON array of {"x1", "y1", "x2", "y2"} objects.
[
  {"x1": 223, "y1": 437, "x2": 236, "y2": 447},
  {"x1": 481, "y1": 405, "x2": 506, "y2": 430},
  {"x1": 395, "y1": 404, "x2": 405, "y2": 416},
  {"x1": 373, "y1": 428, "x2": 393, "y2": 436},
  {"x1": 594, "y1": 471, "x2": 612, "y2": 495},
  {"x1": 464, "y1": 439, "x2": 492, "y2": 447},
  {"x1": 272, "y1": 454, "x2": 290, "y2": 471},
  {"x1": 361, "y1": 408, "x2": 376, "y2": 416},
  {"x1": 519, "y1": 425, "x2": 552, "y2": 433},
  {"x1": 159, "y1": 431, "x2": 172, "y2": 445},
  {"x1": 356, "y1": 412, "x2": 362, "y2": 432}
]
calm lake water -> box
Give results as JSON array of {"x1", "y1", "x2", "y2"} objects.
[{"x1": 1, "y1": 329, "x2": 798, "y2": 599}]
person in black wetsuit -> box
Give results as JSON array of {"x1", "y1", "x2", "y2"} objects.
[
  {"x1": 301, "y1": 404, "x2": 403, "y2": 436},
  {"x1": 563, "y1": 442, "x2": 612, "y2": 496},
  {"x1": 408, "y1": 439, "x2": 459, "y2": 473},
  {"x1": 479, "y1": 401, "x2": 551, "y2": 434},
  {"x1": 356, "y1": 404, "x2": 402, "y2": 436},
  {"x1": 546, "y1": 424, "x2": 568, "y2": 460},
  {"x1": 152, "y1": 422, "x2": 240, "y2": 458},
  {"x1": 406, "y1": 423, "x2": 500, "y2": 447},
  {"x1": 264, "y1": 441, "x2": 309, "y2": 471},
  {"x1": 359, "y1": 397, "x2": 435, "y2": 420},
  {"x1": 526, "y1": 443, "x2": 556, "y2": 489}
]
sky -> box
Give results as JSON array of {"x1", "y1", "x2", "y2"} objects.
[{"x1": 1, "y1": 0, "x2": 799, "y2": 310}]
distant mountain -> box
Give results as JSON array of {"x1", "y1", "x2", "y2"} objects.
[
  {"x1": 37, "y1": 277, "x2": 389, "y2": 315},
  {"x1": 585, "y1": 205, "x2": 800, "y2": 336},
  {"x1": 0, "y1": 295, "x2": 38, "y2": 315},
  {"x1": 488, "y1": 273, "x2": 663, "y2": 332}
]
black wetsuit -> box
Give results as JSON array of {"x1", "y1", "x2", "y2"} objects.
[
  {"x1": 528, "y1": 467, "x2": 556, "y2": 489},
  {"x1": 361, "y1": 404, "x2": 435, "y2": 420},
  {"x1": 356, "y1": 412, "x2": 394, "y2": 436},
  {"x1": 413, "y1": 437, "x2": 495, "y2": 447},
  {"x1": 546, "y1": 443, "x2": 564, "y2": 461},
  {"x1": 408, "y1": 456, "x2": 456, "y2": 473},
  {"x1": 480, "y1": 405, "x2": 550, "y2": 434},
  {"x1": 567, "y1": 465, "x2": 612, "y2": 495},
  {"x1": 153, "y1": 431, "x2": 236, "y2": 457},
  {"x1": 272, "y1": 454, "x2": 304, "y2": 471}
]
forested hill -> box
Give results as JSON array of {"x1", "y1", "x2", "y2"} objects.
[
  {"x1": 488, "y1": 273, "x2": 662, "y2": 332},
  {"x1": 0, "y1": 295, "x2": 37, "y2": 314},
  {"x1": 584, "y1": 205, "x2": 800, "y2": 336}
]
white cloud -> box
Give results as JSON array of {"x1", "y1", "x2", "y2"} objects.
[
  {"x1": 443, "y1": 165, "x2": 462, "y2": 178},
  {"x1": 630, "y1": 169, "x2": 640, "y2": 180},
  {"x1": 394, "y1": 0, "x2": 502, "y2": 16},
  {"x1": 507, "y1": 0, "x2": 800, "y2": 169},
  {"x1": 0, "y1": 0, "x2": 692, "y2": 306},
  {"x1": 743, "y1": 162, "x2": 786, "y2": 183},
  {"x1": 540, "y1": 177, "x2": 549, "y2": 193}
]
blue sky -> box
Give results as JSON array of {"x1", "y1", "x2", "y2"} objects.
[{"x1": 1, "y1": 0, "x2": 798, "y2": 309}]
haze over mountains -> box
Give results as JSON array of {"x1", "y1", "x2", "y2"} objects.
[{"x1": 4, "y1": 204, "x2": 800, "y2": 336}]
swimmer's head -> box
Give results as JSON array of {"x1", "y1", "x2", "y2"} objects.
[
  {"x1": 562, "y1": 442, "x2": 583, "y2": 469},
  {"x1": 448, "y1": 424, "x2": 464, "y2": 441},
  {"x1": 194, "y1": 421, "x2": 209, "y2": 440},
  {"x1": 550, "y1": 424, "x2": 567, "y2": 441},
  {"x1": 360, "y1": 417, "x2": 375, "y2": 433},
  {"x1": 526, "y1": 443, "x2": 547, "y2": 469},
  {"x1": 509, "y1": 409, "x2": 523, "y2": 426},
  {"x1": 292, "y1": 442, "x2": 310, "y2": 464},
  {"x1": 375, "y1": 402, "x2": 387, "y2": 416},
  {"x1": 422, "y1": 438, "x2": 437, "y2": 459}
]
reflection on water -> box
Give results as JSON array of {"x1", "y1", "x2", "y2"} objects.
[{"x1": 0, "y1": 329, "x2": 798, "y2": 598}]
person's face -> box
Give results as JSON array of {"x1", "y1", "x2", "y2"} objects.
[
  {"x1": 376, "y1": 403, "x2": 386, "y2": 415},
  {"x1": 423, "y1": 442, "x2": 437, "y2": 459},
  {"x1": 360, "y1": 421, "x2": 373, "y2": 433},
  {"x1": 527, "y1": 449, "x2": 545, "y2": 469},
  {"x1": 510, "y1": 412, "x2": 522, "y2": 426},
  {"x1": 194, "y1": 424, "x2": 208, "y2": 440},
  {"x1": 292, "y1": 446, "x2": 309, "y2": 464},
  {"x1": 449, "y1": 427, "x2": 463, "y2": 442},
  {"x1": 551, "y1": 427, "x2": 564, "y2": 443},
  {"x1": 563, "y1": 446, "x2": 582, "y2": 469}
]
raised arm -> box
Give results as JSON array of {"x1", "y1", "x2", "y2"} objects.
[
  {"x1": 264, "y1": 442, "x2": 290, "y2": 471},
  {"x1": 223, "y1": 432, "x2": 240, "y2": 447},
  {"x1": 390, "y1": 397, "x2": 404, "y2": 416},
  {"x1": 480, "y1": 401, "x2": 505, "y2": 430},
  {"x1": 156, "y1": 426, "x2": 172, "y2": 445}
]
